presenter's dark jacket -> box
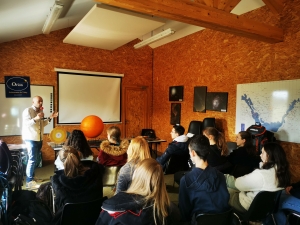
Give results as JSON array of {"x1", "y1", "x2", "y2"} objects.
[
  {"x1": 97, "y1": 139, "x2": 129, "y2": 166},
  {"x1": 156, "y1": 135, "x2": 189, "y2": 168},
  {"x1": 96, "y1": 192, "x2": 181, "y2": 225},
  {"x1": 51, "y1": 161, "x2": 104, "y2": 225},
  {"x1": 179, "y1": 165, "x2": 230, "y2": 222}
]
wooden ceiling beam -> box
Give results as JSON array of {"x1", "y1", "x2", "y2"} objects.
[
  {"x1": 224, "y1": 0, "x2": 241, "y2": 12},
  {"x1": 95, "y1": 0, "x2": 283, "y2": 43},
  {"x1": 262, "y1": 0, "x2": 283, "y2": 15}
]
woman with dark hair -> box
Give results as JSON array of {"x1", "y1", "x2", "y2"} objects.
[
  {"x1": 227, "y1": 131, "x2": 260, "y2": 177},
  {"x1": 97, "y1": 126, "x2": 129, "y2": 166},
  {"x1": 203, "y1": 127, "x2": 231, "y2": 173},
  {"x1": 96, "y1": 158, "x2": 181, "y2": 225},
  {"x1": 51, "y1": 146, "x2": 104, "y2": 225},
  {"x1": 54, "y1": 129, "x2": 93, "y2": 170},
  {"x1": 226, "y1": 142, "x2": 290, "y2": 213}
]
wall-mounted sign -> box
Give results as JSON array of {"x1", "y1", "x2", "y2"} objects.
[{"x1": 5, "y1": 76, "x2": 31, "y2": 98}]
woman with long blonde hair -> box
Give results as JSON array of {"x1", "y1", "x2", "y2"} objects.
[
  {"x1": 115, "y1": 136, "x2": 151, "y2": 194},
  {"x1": 96, "y1": 158, "x2": 181, "y2": 225}
]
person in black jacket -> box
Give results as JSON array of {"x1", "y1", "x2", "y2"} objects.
[
  {"x1": 156, "y1": 125, "x2": 188, "y2": 171},
  {"x1": 203, "y1": 127, "x2": 231, "y2": 173},
  {"x1": 96, "y1": 158, "x2": 181, "y2": 225},
  {"x1": 178, "y1": 135, "x2": 230, "y2": 225},
  {"x1": 51, "y1": 146, "x2": 104, "y2": 225},
  {"x1": 227, "y1": 131, "x2": 260, "y2": 178}
]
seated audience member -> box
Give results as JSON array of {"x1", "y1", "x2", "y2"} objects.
[
  {"x1": 115, "y1": 136, "x2": 151, "y2": 194},
  {"x1": 264, "y1": 181, "x2": 300, "y2": 225},
  {"x1": 227, "y1": 131, "x2": 260, "y2": 177},
  {"x1": 96, "y1": 158, "x2": 181, "y2": 225},
  {"x1": 156, "y1": 124, "x2": 188, "y2": 170},
  {"x1": 51, "y1": 146, "x2": 104, "y2": 225},
  {"x1": 55, "y1": 129, "x2": 93, "y2": 170},
  {"x1": 225, "y1": 142, "x2": 290, "y2": 214},
  {"x1": 203, "y1": 127, "x2": 231, "y2": 173},
  {"x1": 97, "y1": 126, "x2": 129, "y2": 166},
  {"x1": 179, "y1": 135, "x2": 230, "y2": 225}
]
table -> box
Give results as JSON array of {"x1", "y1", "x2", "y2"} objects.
[{"x1": 147, "y1": 139, "x2": 166, "y2": 158}]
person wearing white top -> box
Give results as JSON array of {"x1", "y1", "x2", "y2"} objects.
[
  {"x1": 225, "y1": 142, "x2": 290, "y2": 213},
  {"x1": 55, "y1": 129, "x2": 94, "y2": 170}
]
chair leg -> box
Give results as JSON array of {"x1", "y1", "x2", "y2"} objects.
[{"x1": 271, "y1": 213, "x2": 277, "y2": 225}]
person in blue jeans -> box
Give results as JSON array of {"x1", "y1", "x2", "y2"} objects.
[
  {"x1": 264, "y1": 181, "x2": 300, "y2": 225},
  {"x1": 22, "y1": 96, "x2": 58, "y2": 189}
]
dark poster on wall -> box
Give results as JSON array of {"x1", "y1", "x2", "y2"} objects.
[
  {"x1": 169, "y1": 86, "x2": 184, "y2": 101},
  {"x1": 170, "y1": 103, "x2": 181, "y2": 125},
  {"x1": 193, "y1": 86, "x2": 207, "y2": 113},
  {"x1": 5, "y1": 76, "x2": 31, "y2": 98},
  {"x1": 206, "y1": 92, "x2": 228, "y2": 112}
]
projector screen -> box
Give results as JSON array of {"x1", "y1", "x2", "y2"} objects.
[
  {"x1": 0, "y1": 84, "x2": 54, "y2": 136},
  {"x1": 57, "y1": 71, "x2": 122, "y2": 124}
]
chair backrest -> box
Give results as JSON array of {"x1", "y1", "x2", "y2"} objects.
[
  {"x1": 187, "y1": 121, "x2": 202, "y2": 136},
  {"x1": 102, "y1": 166, "x2": 121, "y2": 186},
  {"x1": 202, "y1": 118, "x2": 216, "y2": 130},
  {"x1": 226, "y1": 142, "x2": 237, "y2": 154},
  {"x1": 164, "y1": 153, "x2": 190, "y2": 175},
  {"x1": 60, "y1": 196, "x2": 107, "y2": 225},
  {"x1": 284, "y1": 209, "x2": 300, "y2": 225},
  {"x1": 0, "y1": 141, "x2": 13, "y2": 177},
  {"x1": 238, "y1": 190, "x2": 282, "y2": 222},
  {"x1": 196, "y1": 208, "x2": 233, "y2": 225}
]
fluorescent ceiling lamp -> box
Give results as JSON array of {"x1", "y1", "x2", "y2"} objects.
[
  {"x1": 42, "y1": 2, "x2": 64, "y2": 34},
  {"x1": 134, "y1": 28, "x2": 175, "y2": 49}
]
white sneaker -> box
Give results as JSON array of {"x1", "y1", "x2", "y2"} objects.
[{"x1": 26, "y1": 181, "x2": 40, "y2": 190}]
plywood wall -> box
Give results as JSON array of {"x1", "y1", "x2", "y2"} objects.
[
  {"x1": 0, "y1": 28, "x2": 153, "y2": 163},
  {"x1": 152, "y1": 1, "x2": 300, "y2": 182}
]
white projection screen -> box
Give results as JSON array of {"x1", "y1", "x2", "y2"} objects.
[{"x1": 57, "y1": 70, "x2": 123, "y2": 124}]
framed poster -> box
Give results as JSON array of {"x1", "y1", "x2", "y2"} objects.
[
  {"x1": 206, "y1": 92, "x2": 228, "y2": 112},
  {"x1": 170, "y1": 103, "x2": 181, "y2": 125},
  {"x1": 169, "y1": 86, "x2": 184, "y2": 101},
  {"x1": 193, "y1": 86, "x2": 207, "y2": 112}
]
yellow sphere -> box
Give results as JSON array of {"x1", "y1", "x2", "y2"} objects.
[{"x1": 80, "y1": 115, "x2": 104, "y2": 138}]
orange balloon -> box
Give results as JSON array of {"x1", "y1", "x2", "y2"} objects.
[{"x1": 80, "y1": 115, "x2": 104, "y2": 138}]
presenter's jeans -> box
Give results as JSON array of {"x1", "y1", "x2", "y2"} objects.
[{"x1": 25, "y1": 140, "x2": 42, "y2": 183}]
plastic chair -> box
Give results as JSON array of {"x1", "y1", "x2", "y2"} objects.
[
  {"x1": 60, "y1": 196, "x2": 107, "y2": 225},
  {"x1": 196, "y1": 208, "x2": 237, "y2": 225},
  {"x1": 187, "y1": 121, "x2": 202, "y2": 136},
  {"x1": 233, "y1": 190, "x2": 282, "y2": 225},
  {"x1": 284, "y1": 209, "x2": 300, "y2": 225},
  {"x1": 227, "y1": 142, "x2": 237, "y2": 154},
  {"x1": 202, "y1": 118, "x2": 216, "y2": 130}
]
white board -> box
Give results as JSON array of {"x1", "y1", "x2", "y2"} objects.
[
  {"x1": 236, "y1": 79, "x2": 300, "y2": 143},
  {"x1": 0, "y1": 84, "x2": 54, "y2": 136}
]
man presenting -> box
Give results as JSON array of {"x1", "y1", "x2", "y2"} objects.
[{"x1": 22, "y1": 96, "x2": 58, "y2": 189}]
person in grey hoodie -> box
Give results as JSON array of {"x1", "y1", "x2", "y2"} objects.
[
  {"x1": 178, "y1": 135, "x2": 230, "y2": 225},
  {"x1": 156, "y1": 124, "x2": 188, "y2": 170}
]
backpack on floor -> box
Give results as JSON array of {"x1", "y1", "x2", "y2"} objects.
[{"x1": 246, "y1": 122, "x2": 276, "y2": 153}]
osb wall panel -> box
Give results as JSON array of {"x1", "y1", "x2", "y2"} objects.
[
  {"x1": 0, "y1": 28, "x2": 153, "y2": 162},
  {"x1": 153, "y1": 1, "x2": 300, "y2": 182}
]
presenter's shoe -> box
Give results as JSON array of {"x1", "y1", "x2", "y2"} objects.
[
  {"x1": 34, "y1": 177, "x2": 44, "y2": 182},
  {"x1": 26, "y1": 181, "x2": 40, "y2": 190}
]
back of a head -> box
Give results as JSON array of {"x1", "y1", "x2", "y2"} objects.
[
  {"x1": 107, "y1": 126, "x2": 121, "y2": 143},
  {"x1": 59, "y1": 146, "x2": 86, "y2": 178},
  {"x1": 65, "y1": 129, "x2": 92, "y2": 158},
  {"x1": 127, "y1": 158, "x2": 169, "y2": 223},
  {"x1": 189, "y1": 135, "x2": 211, "y2": 161},
  {"x1": 127, "y1": 136, "x2": 151, "y2": 164},
  {"x1": 203, "y1": 127, "x2": 228, "y2": 155},
  {"x1": 173, "y1": 124, "x2": 185, "y2": 136},
  {"x1": 262, "y1": 142, "x2": 290, "y2": 187}
]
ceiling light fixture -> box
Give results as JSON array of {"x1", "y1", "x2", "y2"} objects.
[
  {"x1": 134, "y1": 28, "x2": 175, "y2": 49},
  {"x1": 42, "y1": 1, "x2": 64, "y2": 34}
]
